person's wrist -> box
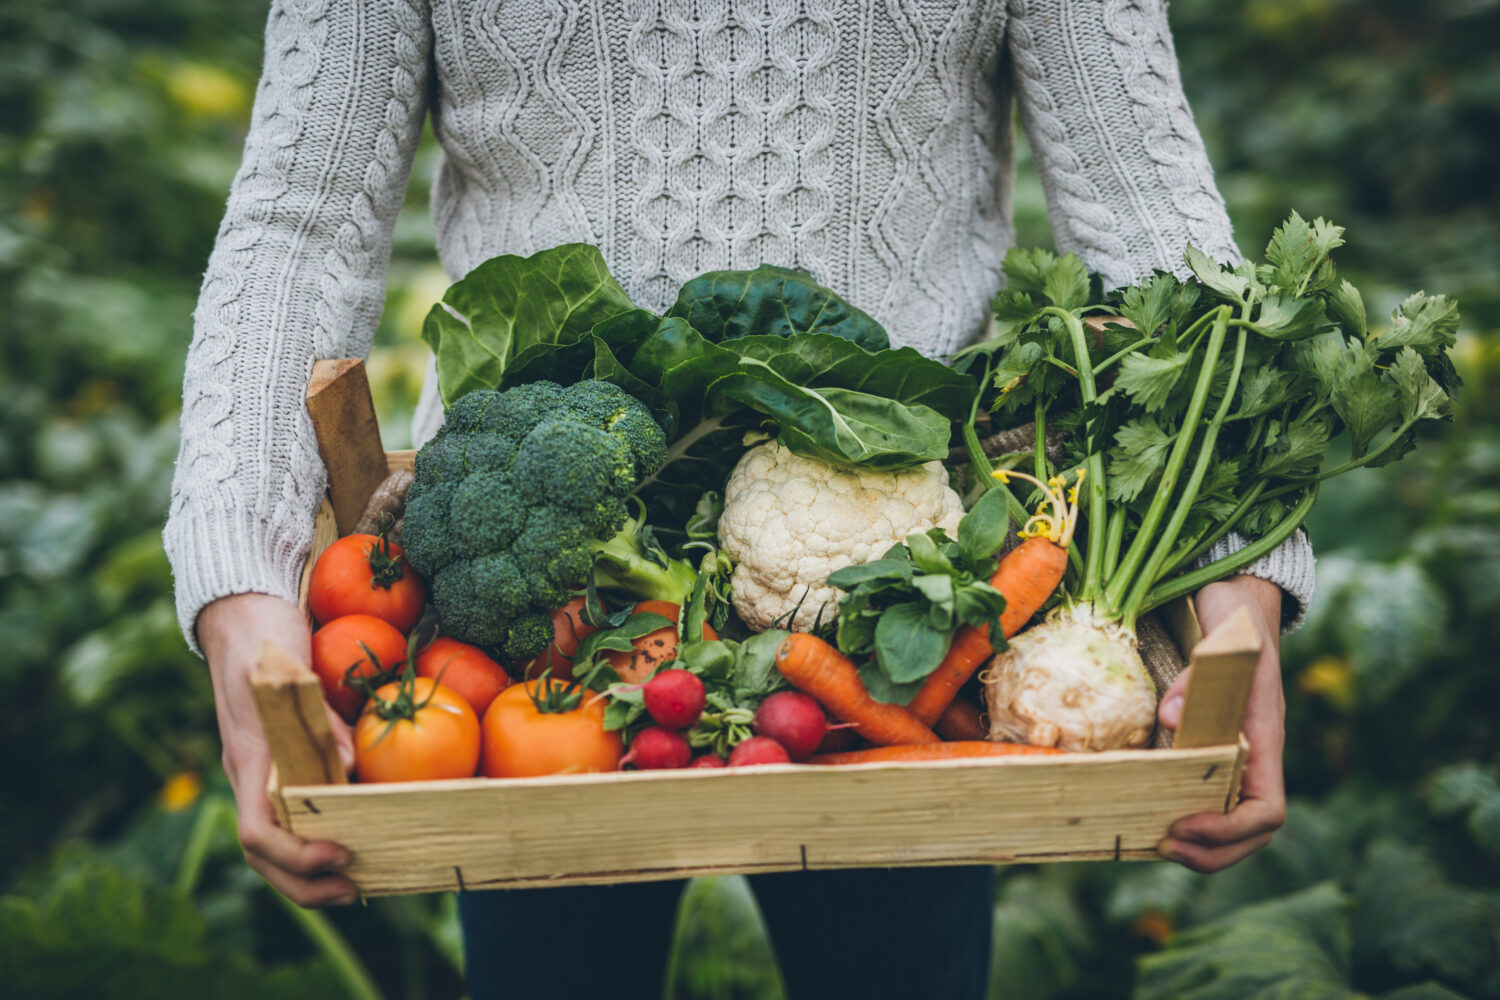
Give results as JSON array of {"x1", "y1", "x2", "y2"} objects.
[
  {"x1": 1195, "y1": 575, "x2": 1282, "y2": 651},
  {"x1": 198, "y1": 593, "x2": 310, "y2": 673}
]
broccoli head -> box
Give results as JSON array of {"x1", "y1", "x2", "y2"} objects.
[{"x1": 403, "y1": 379, "x2": 693, "y2": 659}]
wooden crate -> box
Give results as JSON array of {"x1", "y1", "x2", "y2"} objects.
[{"x1": 252, "y1": 360, "x2": 1258, "y2": 897}]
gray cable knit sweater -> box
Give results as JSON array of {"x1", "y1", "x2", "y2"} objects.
[{"x1": 165, "y1": 0, "x2": 1315, "y2": 652}]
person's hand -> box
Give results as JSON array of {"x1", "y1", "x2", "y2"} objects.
[
  {"x1": 198, "y1": 593, "x2": 359, "y2": 906},
  {"x1": 1154, "y1": 575, "x2": 1286, "y2": 873}
]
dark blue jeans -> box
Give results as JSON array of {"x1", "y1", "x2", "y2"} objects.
[{"x1": 459, "y1": 866, "x2": 994, "y2": 999}]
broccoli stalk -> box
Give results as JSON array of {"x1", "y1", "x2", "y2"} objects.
[{"x1": 589, "y1": 503, "x2": 699, "y2": 605}]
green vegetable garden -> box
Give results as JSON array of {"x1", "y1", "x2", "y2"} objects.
[{"x1": 4, "y1": 1, "x2": 1499, "y2": 997}]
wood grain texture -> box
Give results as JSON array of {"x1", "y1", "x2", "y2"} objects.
[
  {"x1": 1173, "y1": 606, "x2": 1262, "y2": 749},
  {"x1": 306, "y1": 359, "x2": 388, "y2": 535},
  {"x1": 252, "y1": 641, "x2": 347, "y2": 788},
  {"x1": 280, "y1": 745, "x2": 1241, "y2": 895},
  {"x1": 295, "y1": 498, "x2": 339, "y2": 620}
]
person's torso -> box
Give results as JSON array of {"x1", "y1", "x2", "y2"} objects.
[{"x1": 426, "y1": 0, "x2": 1016, "y2": 358}]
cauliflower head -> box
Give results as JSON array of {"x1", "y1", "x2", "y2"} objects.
[{"x1": 717, "y1": 439, "x2": 964, "y2": 631}]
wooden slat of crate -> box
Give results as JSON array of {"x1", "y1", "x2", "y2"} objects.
[{"x1": 276, "y1": 743, "x2": 1242, "y2": 895}]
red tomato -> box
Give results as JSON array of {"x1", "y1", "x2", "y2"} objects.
[
  {"x1": 355, "y1": 678, "x2": 480, "y2": 782},
  {"x1": 308, "y1": 532, "x2": 428, "y2": 632},
  {"x1": 311, "y1": 614, "x2": 409, "y2": 723},
  {"x1": 481, "y1": 680, "x2": 622, "y2": 778},
  {"x1": 603, "y1": 600, "x2": 718, "y2": 684},
  {"x1": 520, "y1": 596, "x2": 596, "y2": 682},
  {"x1": 416, "y1": 637, "x2": 511, "y2": 717}
]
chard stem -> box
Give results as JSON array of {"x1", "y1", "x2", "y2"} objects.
[
  {"x1": 1103, "y1": 306, "x2": 1230, "y2": 614},
  {"x1": 1122, "y1": 320, "x2": 1246, "y2": 623},
  {"x1": 1140, "y1": 486, "x2": 1319, "y2": 613},
  {"x1": 1043, "y1": 306, "x2": 1107, "y2": 600}
]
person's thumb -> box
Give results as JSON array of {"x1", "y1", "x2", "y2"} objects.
[
  {"x1": 1158, "y1": 667, "x2": 1192, "y2": 730},
  {"x1": 324, "y1": 705, "x2": 356, "y2": 773}
]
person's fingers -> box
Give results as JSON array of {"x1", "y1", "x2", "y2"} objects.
[
  {"x1": 244, "y1": 851, "x2": 359, "y2": 907},
  {"x1": 1170, "y1": 795, "x2": 1286, "y2": 847},
  {"x1": 1157, "y1": 667, "x2": 1191, "y2": 730},
  {"x1": 1158, "y1": 831, "x2": 1275, "y2": 874}
]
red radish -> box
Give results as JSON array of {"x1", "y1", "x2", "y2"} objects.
[
  {"x1": 620, "y1": 726, "x2": 692, "y2": 770},
  {"x1": 642, "y1": 669, "x2": 706, "y2": 730},
  {"x1": 752, "y1": 691, "x2": 827, "y2": 761},
  {"x1": 816, "y1": 722, "x2": 861, "y2": 754},
  {"x1": 689, "y1": 754, "x2": 727, "y2": 769},
  {"x1": 728, "y1": 737, "x2": 791, "y2": 766}
]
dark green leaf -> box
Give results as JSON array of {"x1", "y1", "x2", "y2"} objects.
[
  {"x1": 825, "y1": 558, "x2": 914, "y2": 589},
  {"x1": 1378, "y1": 293, "x2": 1459, "y2": 355},
  {"x1": 957, "y1": 487, "x2": 1014, "y2": 563},
  {"x1": 666, "y1": 265, "x2": 889, "y2": 349},
  {"x1": 1254, "y1": 293, "x2": 1328, "y2": 340},
  {"x1": 1265, "y1": 211, "x2": 1345, "y2": 294},
  {"x1": 1184, "y1": 244, "x2": 1249, "y2": 302},
  {"x1": 857, "y1": 660, "x2": 925, "y2": 706},
  {"x1": 1259, "y1": 418, "x2": 1330, "y2": 479},
  {"x1": 905, "y1": 532, "x2": 953, "y2": 577},
  {"x1": 1388, "y1": 347, "x2": 1451, "y2": 423},
  {"x1": 732, "y1": 630, "x2": 791, "y2": 702},
  {"x1": 1043, "y1": 253, "x2": 1090, "y2": 310},
  {"x1": 1109, "y1": 418, "x2": 1172, "y2": 502},
  {"x1": 1332, "y1": 368, "x2": 1401, "y2": 458},
  {"x1": 1119, "y1": 273, "x2": 1179, "y2": 335},
  {"x1": 991, "y1": 288, "x2": 1040, "y2": 324},
  {"x1": 874, "y1": 601, "x2": 951, "y2": 683},
  {"x1": 1326, "y1": 278, "x2": 1366, "y2": 337},
  {"x1": 1116, "y1": 352, "x2": 1190, "y2": 412},
  {"x1": 1233, "y1": 367, "x2": 1298, "y2": 420}
]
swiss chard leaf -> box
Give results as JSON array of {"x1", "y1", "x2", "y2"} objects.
[
  {"x1": 421, "y1": 244, "x2": 636, "y2": 404},
  {"x1": 666, "y1": 265, "x2": 889, "y2": 350}
]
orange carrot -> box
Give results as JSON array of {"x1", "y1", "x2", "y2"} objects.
[
  {"x1": 934, "y1": 697, "x2": 987, "y2": 741},
  {"x1": 808, "y1": 741, "x2": 1065, "y2": 765},
  {"x1": 774, "y1": 634, "x2": 939, "y2": 746},
  {"x1": 907, "y1": 468, "x2": 1081, "y2": 727}
]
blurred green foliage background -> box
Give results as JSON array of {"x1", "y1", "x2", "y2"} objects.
[{"x1": 1, "y1": 0, "x2": 1497, "y2": 997}]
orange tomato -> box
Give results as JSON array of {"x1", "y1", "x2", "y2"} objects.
[
  {"x1": 355, "y1": 677, "x2": 481, "y2": 783},
  {"x1": 308, "y1": 532, "x2": 428, "y2": 632},
  {"x1": 416, "y1": 637, "x2": 511, "y2": 717},
  {"x1": 603, "y1": 600, "x2": 718, "y2": 683},
  {"x1": 311, "y1": 614, "x2": 409, "y2": 723},
  {"x1": 519, "y1": 596, "x2": 596, "y2": 682},
  {"x1": 480, "y1": 679, "x2": 622, "y2": 778}
]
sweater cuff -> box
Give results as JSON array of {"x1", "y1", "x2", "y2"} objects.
[
  {"x1": 164, "y1": 491, "x2": 312, "y2": 657},
  {"x1": 1195, "y1": 529, "x2": 1316, "y2": 633}
]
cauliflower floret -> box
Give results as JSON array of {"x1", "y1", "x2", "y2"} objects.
[{"x1": 718, "y1": 439, "x2": 964, "y2": 631}]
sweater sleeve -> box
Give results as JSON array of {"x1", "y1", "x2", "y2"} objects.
[
  {"x1": 1006, "y1": 0, "x2": 1315, "y2": 629},
  {"x1": 164, "y1": 0, "x2": 432, "y2": 654}
]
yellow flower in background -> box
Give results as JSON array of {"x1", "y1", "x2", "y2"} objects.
[
  {"x1": 1298, "y1": 656, "x2": 1355, "y2": 713},
  {"x1": 165, "y1": 61, "x2": 249, "y2": 120},
  {"x1": 159, "y1": 769, "x2": 203, "y2": 812}
]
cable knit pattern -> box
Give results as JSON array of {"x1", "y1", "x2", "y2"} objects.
[{"x1": 167, "y1": 0, "x2": 1314, "y2": 651}]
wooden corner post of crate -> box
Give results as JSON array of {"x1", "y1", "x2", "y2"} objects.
[{"x1": 1172, "y1": 605, "x2": 1262, "y2": 809}]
